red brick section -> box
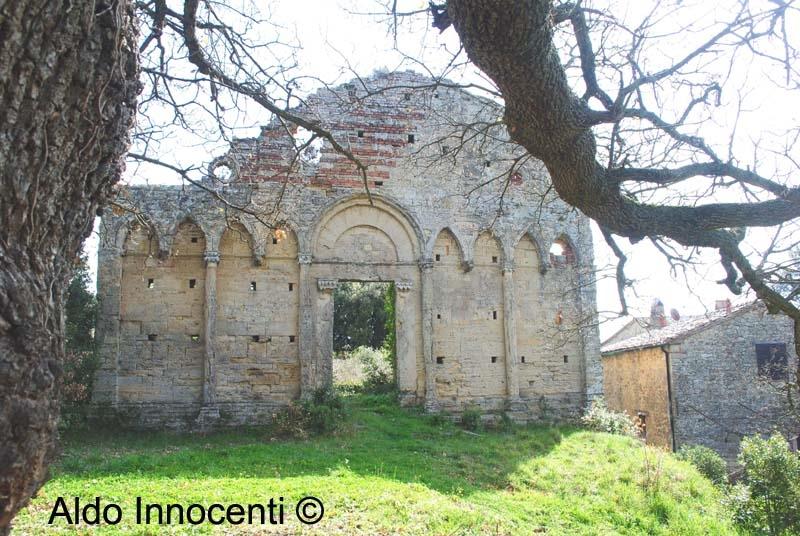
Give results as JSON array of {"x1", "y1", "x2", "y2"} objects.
[{"x1": 232, "y1": 73, "x2": 428, "y2": 187}]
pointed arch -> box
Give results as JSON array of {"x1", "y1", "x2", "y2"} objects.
[
  {"x1": 431, "y1": 227, "x2": 466, "y2": 268},
  {"x1": 220, "y1": 221, "x2": 256, "y2": 259},
  {"x1": 514, "y1": 229, "x2": 548, "y2": 274},
  {"x1": 473, "y1": 229, "x2": 504, "y2": 267}
]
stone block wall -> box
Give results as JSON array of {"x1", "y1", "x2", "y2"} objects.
[
  {"x1": 669, "y1": 305, "x2": 798, "y2": 462},
  {"x1": 93, "y1": 71, "x2": 601, "y2": 429}
]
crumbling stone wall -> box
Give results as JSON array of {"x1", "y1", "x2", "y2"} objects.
[{"x1": 94, "y1": 71, "x2": 601, "y2": 428}]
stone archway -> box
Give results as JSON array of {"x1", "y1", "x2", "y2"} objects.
[{"x1": 304, "y1": 196, "x2": 424, "y2": 404}]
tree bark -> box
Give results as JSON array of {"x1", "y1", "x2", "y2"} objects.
[{"x1": 0, "y1": 1, "x2": 139, "y2": 532}]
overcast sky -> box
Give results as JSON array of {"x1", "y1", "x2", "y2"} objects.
[{"x1": 86, "y1": 0, "x2": 798, "y2": 338}]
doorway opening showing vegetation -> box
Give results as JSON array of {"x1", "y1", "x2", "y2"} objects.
[{"x1": 332, "y1": 281, "x2": 396, "y2": 393}]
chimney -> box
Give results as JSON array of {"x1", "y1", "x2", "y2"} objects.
[
  {"x1": 715, "y1": 299, "x2": 732, "y2": 314},
  {"x1": 650, "y1": 298, "x2": 667, "y2": 328}
]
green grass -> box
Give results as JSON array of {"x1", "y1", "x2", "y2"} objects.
[{"x1": 15, "y1": 393, "x2": 737, "y2": 534}]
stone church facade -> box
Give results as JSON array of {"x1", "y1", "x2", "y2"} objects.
[{"x1": 92, "y1": 72, "x2": 601, "y2": 428}]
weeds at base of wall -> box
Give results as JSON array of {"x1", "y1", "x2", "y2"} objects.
[
  {"x1": 460, "y1": 405, "x2": 483, "y2": 432},
  {"x1": 272, "y1": 387, "x2": 348, "y2": 439}
]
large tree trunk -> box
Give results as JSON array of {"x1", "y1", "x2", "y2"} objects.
[{"x1": 0, "y1": 1, "x2": 138, "y2": 532}]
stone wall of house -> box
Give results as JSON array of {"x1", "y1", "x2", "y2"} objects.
[
  {"x1": 669, "y1": 305, "x2": 798, "y2": 462},
  {"x1": 602, "y1": 347, "x2": 673, "y2": 449},
  {"x1": 93, "y1": 71, "x2": 600, "y2": 429}
]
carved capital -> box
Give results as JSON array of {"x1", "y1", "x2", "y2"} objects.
[
  {"x1": 298, "y1": 253, "x2": 313, "y2": 265},
  {"x1": 419, "y1": 258, "x2": 434, "y2": 271},
  {"x1": 204, "y1": 251, "x2": 220, "y2": 265},
  {"x1": 395, "y1": 279, "x2": 414, "y2": 292},
  {"x1": 317, "y1": 278, "x2": 339, "y2": 291}
]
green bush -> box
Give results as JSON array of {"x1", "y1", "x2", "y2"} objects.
[
  {"x1": 461, "y1": 405, "x2": 482, "y2": 432},
  {"x1": 732, "y1": 433, "x2": 800, "y2": 535},
  {"x1": 272, "y1": 387, "x2": 348, "y2": 438},
  {"x1": 581, "y1": 397, "x2": 639, "y2": 437},
  {"x1": 352, "y1": 346, "x2": 394, "y2": 393},
  {"x1": 677, "y1": 444, "x2": 728, "y2": 486}
]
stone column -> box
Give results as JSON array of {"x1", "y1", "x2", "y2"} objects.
[
  {"x1": 419, "y1": 259, "x2": 439, "y2": 411},
  {"x1": 394, "y1": 279, "x2": 417, "y2": 404},
  {"x1": 316, "y1": 278, "x2": 338, "y2": 390},
  {"x1": 202, "y1": 250, "x2": 219, "y2": 406},
  {"x1": 93, "y1": 243, "x2": 123, "y2": 404},
  {"x1": 503, "y1": 261, "x2": 520, "y2": 399},
  {"x1": 297, "y1": 254, "x2": 314, "y2": 398}
]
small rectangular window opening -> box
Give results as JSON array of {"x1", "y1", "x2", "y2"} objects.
[
  {"x1": 491, "y1": 356, "x2": 498, "y2": 363},
  {"x1": 492, "y1": 310, "x2": 497, "y2": 320},
  {"x1": 484, "y1": 160, "x2": 491, "y2": 168},
  {"x1": 288, "y1": 283, "x2": 294, "y2": 291},
  {"x1": 357, "y1": 129, "x2": 365, "y2": 138},
  {"x1": 441, "y1": 145, "x2": 449, "y2": 155},
  {"x1": 407, "y1": 133, "x2": 415, "y2": 143},
  {"x1": 563, "y1": 355, "x2": 569, "y2": 363},
  {"x1": 266, "y1": 336, "x2": 272, "y2": 343},
  {"x1": 491, "y1": 256, "x2": 498, "y2": 263},
  {"x1": 521, "y1": 356, "x2": 526, "y2": 363},
  {"x1": 404, "y1": 93, "x2": 411, "y2": 101},
  {"x1": 436, "y1": 356, "x2": 445, "y2": 364},
  {"x1": 250, "y1": 281, "x2": 257, "y2": 291},
  {"x1": 289, "y1": 335, "x2": 296, "y2": 343},
  {"x1": 147, "y1": 278, "x2": 154, "y2": 289},
  {"x1": 436, "y1": 313, "x2": 441, "y2": 320},
  {"x1": 189, "y1": 279, "x2": 196, "y2": 289},
  {"x1": 272, "y1": 237, "x2": 278, "y2": 245},
  {"x1": 191, "y1": 237, "x2": 198, "y2": 243},
  {"x1": 435, "y1": 254, "x2": 441, "y2": 261},
  {"x1": 374, "y1": 180, "x2": 384, "y2": 186},
  {"x1": 252, "y1": 335, "x2": 260, "y2": 342},
  {"x1": 191, "y1": 334, "x2": 200, "y2": 342},
  {"x1": 147, "y1": 334, "x2": 157, "y2": 341}
]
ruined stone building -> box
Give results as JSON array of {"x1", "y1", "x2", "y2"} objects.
[
  {"x1": 92, "y1": 72, "x2": 601, "y2": 428},
  {"x1": 602, "y1": 299, "x2": 798, "y2": 462}
]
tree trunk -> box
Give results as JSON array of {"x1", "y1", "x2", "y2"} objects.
[{"x1": 0, "y1": 1, "x2": 138, "y2": 532}]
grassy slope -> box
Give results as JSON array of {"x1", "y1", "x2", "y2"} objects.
[{"x1": 15, "y1": 394, "x2": 736, "y2": 535}]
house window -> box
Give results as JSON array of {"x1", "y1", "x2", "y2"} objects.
[
  {"x1": 147, "y1": 278, "x2": 154, "y2": 289},
  {"x1": 250, "y1": 281, "x2": 257, "y2": 291},
  {"x1": 756, "y1": 343, "x2": 788, "y2": 380},
  {"x1": 189, "y1": 278, "x2": 196, "y2": 288}
]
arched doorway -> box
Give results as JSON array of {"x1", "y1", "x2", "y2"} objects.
[{"x1": 306, "y1": 196, "x2": 423, "y2": 403}]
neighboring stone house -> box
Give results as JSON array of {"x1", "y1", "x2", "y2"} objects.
[
  {"x1": 93, "y1": 71, "x2": 601, "y2": 429},
  {"x1": 602, "y1": 300, "x2": 798, "y2": 462}
]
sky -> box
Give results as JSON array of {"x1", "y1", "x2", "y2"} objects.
[{"x1": 84, "y1": 0, "x2": 799, "y2": 339}]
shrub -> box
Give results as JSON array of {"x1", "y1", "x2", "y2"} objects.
[
  {"x1": 272, "y1": 387, "x2": 348, "y2": 438},
  {"x1": 733, "y1": 433, "x2": 800, "y2": 535},
  {"x1": 461, "y1": 405, "x2": 482, "y2": 432},
  {"x1": 581, "y1": 397, "x2": 639, "y2": 437},
  {"x1": 677, "y1": 444, "x2": 728, "y2": 486},
  {"x1": 353, "y1": 346, "x2": 394, "y2": 394}
]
